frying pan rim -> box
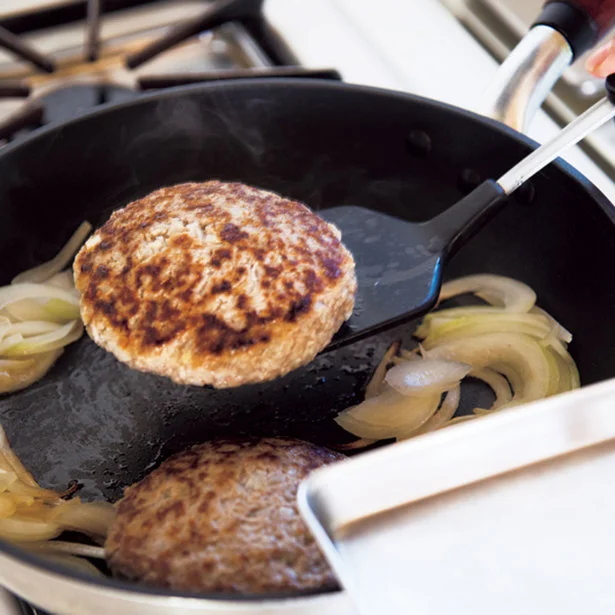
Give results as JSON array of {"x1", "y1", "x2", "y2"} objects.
[
  {"x1": 0, "y1": 76, "x2": 612, "y2": 220},
  {"x1": 0, "y1": 77, "x2": 613, "y2": 605},
  {"x1": 0, "y1": 537, "x2": 337, "y2": 602}
]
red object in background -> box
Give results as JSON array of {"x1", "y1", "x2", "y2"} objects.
[{"x1": 570, "y1": 0, "x2": 615, "y2": 35}]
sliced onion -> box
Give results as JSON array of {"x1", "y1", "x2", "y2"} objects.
[
  {"x1": 0, "y1": 518, "x2": 61, "y2": 542},
  {"x1": 12, "y1": 222, "x2": 92, "y2": 285},
  {"x1": 0, "y1": 224, "x2": 87, "y2": 394},
  {"x1": 19, "y1": 540, "x2": 105, "y2": 559},
  {"x1": 442, "y1": 415, "x2": 475, "y2": 427},
  {"x1": 400, "y1": 348, "x2": 421, "y2": 360},
  {"x1": 365, "y1": 341, "x2": 401, "y2": 400},
  {"x1": 415, "y1": 307, "x2": 504, "y2": 339},
  {"x1": 46, "y1": 271, "x2": 75, "y2": 290},
  {"x1": 470, "y1": 368, "x2": 513, "y2": 415},
  {"x1": 4, "y1": 321, "x2": 82, "y2": 357},
  {"x1": 6, "y1": 299, "x2": 79, "y2": 324},
  {"x1": 563, "y1": 351, "x2": 580, "y2": 390},
  {"x1": 336, "y1": 274, "x2": 580, "y2": 444},
  {"x1": 0, "y1": 424, "x2": 115, "y2": 577},
  {"x1": 0, "y1": 359, "x2": 36, "y2": 374},
  {"x1": 5, "y1": 300, "x2": 50, "y2": 323},
  {"x1": 54, "y1": 502, "x2": 116, "y2": 538},
  {"x1": 544, "y1": 348, "x2": 561, "y2": 396},
  {"x1": 0, "y1": 284, "x2": 79, "y2": 311},
  {"x1": 335, "y1": 387, "x2": 441, "y2": 439},
  {"x1": 0, "y1": 495, "x2": 16, "y2": 518},
  {"x1": 5, "y1": 322, "x2": 62, "y2": 337},
  {"x1": 0, "y1": 470, "x2": 17, "y2": 493},
  {"x1": 0, "y1": 318, "x2": 10, "y2": 340},
  {"x1": 425, "y1": 333, "x2": 552, "y2": 406},
  {"x1": 0, "y1": 349, "x2": 63, "y2": 395},
  {"x1": 439, "y1": 274, "x2": 536, "y2": 312},
  {"x1": 0, "y1": 335, "x2": 23, "y2": 354},
  {"x1": 32, "y1": 552, "x2": 103, "y2": 577},
  {"x1": 397, "y1": 386, "x2": 461, "y2": 440},
  {"x1": 0, "y1": 427, "x2": 38, "y2": 488},
  {"x1": 530, "y1": 306, "x2": 573, "y2": 344},
  {"x1": 546, "y1": 347, "x2": 580, "y2": 393},
  {"x1": 418, "y1": 313, "x2": 552, "y2": 349},
  {"x1": 6, "y1": 482, "x2": 58, "y2": 501},
  {"x1": 43, "y1": 299, "x2": 80, "y2": 322},
  {"x1": 385, "y1": 359, "x2": 470, "y2": 397}
]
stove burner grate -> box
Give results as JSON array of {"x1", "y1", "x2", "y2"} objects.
[{"x1": 0, "y1": 0, "x2": 340, "y2": 144}]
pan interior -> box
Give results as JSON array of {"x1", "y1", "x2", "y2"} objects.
[{"x1": 0, "y1": 80, "x2": 613, "y2": 601}]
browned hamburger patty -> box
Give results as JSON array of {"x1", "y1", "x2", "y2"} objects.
[
  {"x1": 105, "y1": 438, "x2": 345, "y2": 594},
  {"x1": 73, "y1": 181, "x2": 357, "y2": 388}
]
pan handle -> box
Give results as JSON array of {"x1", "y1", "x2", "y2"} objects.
[
  {"x1": 534, "y1": 0, "x2": 615, "y2": 57},
  {"x1": 481, "y1": 0, "x2": 615, "y2": 132}
]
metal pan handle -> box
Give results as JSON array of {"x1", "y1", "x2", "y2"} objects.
[
  {"x1": 534, "y1": 0, "x2": 615, "y2": 57},
  {"x1": 481, "y1": 0, "x2": 615, "y2": 131}
]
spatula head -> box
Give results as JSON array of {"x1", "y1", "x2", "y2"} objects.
[{"x1": 321, "y1": 206, "x2": 443, "y2": 351}]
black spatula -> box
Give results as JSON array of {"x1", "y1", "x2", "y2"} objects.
[{"x1": 323, "y1": 76, "x2": 615, "y2": 351}]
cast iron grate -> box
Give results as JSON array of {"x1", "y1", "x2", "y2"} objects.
[{"x1": 0, "y1": 0, "x2": 341, "y2": 143}]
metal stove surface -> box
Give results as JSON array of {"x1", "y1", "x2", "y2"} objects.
[{"x1": 0, "y1": 1, "x2": 287, "y2": 143}]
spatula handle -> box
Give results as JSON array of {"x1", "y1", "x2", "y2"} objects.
[
  {"x1": 425, "y1": 180, "x2": 507, "y2": 257},
  {"x1": 498, "y1": 75, "x2": 615, "y2": 194},
  {"x1": 430, "y1": 75, "x2": 615, "y2": 257}
]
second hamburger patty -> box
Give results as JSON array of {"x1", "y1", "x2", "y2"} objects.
[
  {"x1": 74, "y1": 181, "x2": 357, "y2": 388},
  {"x1": 105, "y1": 438, "x2": 345, "y2": 594}
]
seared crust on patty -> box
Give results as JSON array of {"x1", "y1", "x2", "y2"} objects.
[
  {"x1": 73, "y1": 181, "x2": 356, "y2": 388},
  {"x1": 105, "y1": 438, "x2": 345, "y2": 594}
]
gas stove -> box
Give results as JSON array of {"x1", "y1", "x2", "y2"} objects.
[{"x1": 0, "y1": 0, "x2": 341, "y2": 143}]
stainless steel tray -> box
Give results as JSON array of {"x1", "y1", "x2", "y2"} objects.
[{"x1": 299, "y1": 378, "x2": 615, "y2": 615}]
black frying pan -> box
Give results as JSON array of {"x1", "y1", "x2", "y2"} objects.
[{"x1": 0, "y1": 0, "x2": 615, "y2": 610}]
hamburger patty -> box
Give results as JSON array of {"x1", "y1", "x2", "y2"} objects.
[
  {"x1": 105, "y1": 438, "x2": 345, "y2": 594},
  {"x1": 73, "y1": 181, "x2": 357, "y2": 388}
]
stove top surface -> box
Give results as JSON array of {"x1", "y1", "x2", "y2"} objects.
[{"x1": 0, "y1": 1, "x2": 302, "y2": 143}]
